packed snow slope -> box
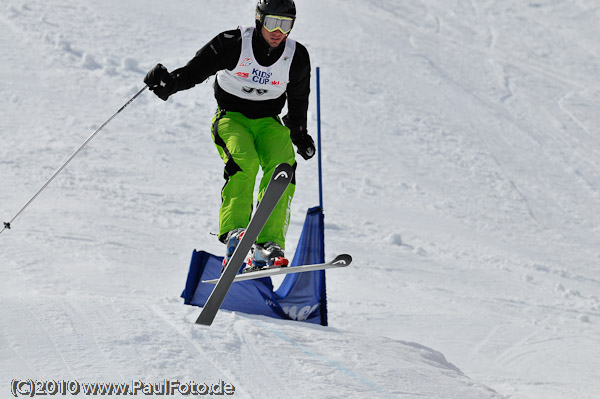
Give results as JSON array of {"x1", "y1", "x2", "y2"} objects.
[{"x1": 2, "y1": 0, "x2": 600, "y2": 398}]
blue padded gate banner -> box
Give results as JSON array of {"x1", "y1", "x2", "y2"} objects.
[{"x1": 181, "y1": 206, "x2": 328, "y2": 325}]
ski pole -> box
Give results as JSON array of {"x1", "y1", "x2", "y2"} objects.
[{"x1": 1, "y1": 85, "x2": 148, "y2": 235}]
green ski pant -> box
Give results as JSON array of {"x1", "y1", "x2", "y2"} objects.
[{"x1": 211, "y1": 110, "x2": 296, "y2": 249}]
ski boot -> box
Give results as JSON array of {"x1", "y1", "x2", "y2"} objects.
[
  {"x1": 247, "y1": 241, "x2": 289, "y2": 271},
  {"x1": 221, "y1": 228, "x2": 245, "y2": 272}
]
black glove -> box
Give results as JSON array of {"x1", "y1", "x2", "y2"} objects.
[
  {"x1": 283, "y1": 115, "x2": 315, "y2": 160},
  {"x1": 144, "y1": 63, "x2": 174, "y2": 101}
]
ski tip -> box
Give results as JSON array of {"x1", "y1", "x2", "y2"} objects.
[
  {"x1": 275, "y1": 162, "x2": 294, "y2": 172},
  {"x1": 273, "y1": 163, "x2": 294, "y2": 180},
  {"x1": 331, "y1": 254, "x2": 352, "y2": 266}
]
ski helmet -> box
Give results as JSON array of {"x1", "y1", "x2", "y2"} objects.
[{"x1": 255, "y1": 0, "x2": 297, "y2": 29}]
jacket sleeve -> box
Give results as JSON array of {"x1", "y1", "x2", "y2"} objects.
[
  {"x1": 168, "y1": 29, "x2": 241, "y2": 94},
  {"x1": 284, "y1": 42, "x2": 311, "y2": 129}
]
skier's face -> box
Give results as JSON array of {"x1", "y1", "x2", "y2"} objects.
[{"x1": 261, "y1": 26, "x2": 287, "y2": 48}]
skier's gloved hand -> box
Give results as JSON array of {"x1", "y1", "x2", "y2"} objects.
[
  {"x1": 144, "y1": 63, "x2": 174, "y2": 101},
  {"x1": 292, "y1": 129, "x2": 316, "y2": 160},
  {"x1": 283, "y1": 115, "x2": 315, "y2": 160}
]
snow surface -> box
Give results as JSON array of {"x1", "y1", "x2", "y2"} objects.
[{"x1": 1, "y1": 0, "x2": 600, "y2": 398}]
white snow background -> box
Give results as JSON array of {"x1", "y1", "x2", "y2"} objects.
[{"x1": 1, "y1": 0, "x2": 600, "y2": 398}]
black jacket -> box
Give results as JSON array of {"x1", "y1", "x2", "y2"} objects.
[{"x1": 168, "y1": 28, "x2": 311, "y2": 128}]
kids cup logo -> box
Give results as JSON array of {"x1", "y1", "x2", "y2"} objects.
[{"x1": 252, "y1": 68, "x2": 273, "y2": 84}]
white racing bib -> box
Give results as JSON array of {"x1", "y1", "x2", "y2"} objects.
[{"x1": 217, "y1": 26, "x2": 296, "y2": 101}]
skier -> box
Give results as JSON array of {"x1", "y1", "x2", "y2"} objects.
[{"x1": 144, "y1": 0, "x2": 314, "y2": 269}]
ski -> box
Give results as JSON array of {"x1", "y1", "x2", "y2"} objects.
[
  {"x1": 195, "y1": 163, "x2": 294, "y2": 326},
  {"x1": 201, "y1": 254, "x2": 352, "y2": 284}
]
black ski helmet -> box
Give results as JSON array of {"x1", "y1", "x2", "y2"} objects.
[{"x1": 255, "y1": 0, "x2": 297, "y2": 29}]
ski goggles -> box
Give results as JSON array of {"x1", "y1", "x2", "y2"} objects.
[{"x1": 262, "y1": 15, "x2": 295, "y2": 34}]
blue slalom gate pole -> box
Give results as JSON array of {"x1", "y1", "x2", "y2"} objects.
[
  {"x1": 316, "y1": 67, "x2": 324, "y2": 210},
  {"x1": 315, "y1": 67, "x2": 327, "y2": 325}
]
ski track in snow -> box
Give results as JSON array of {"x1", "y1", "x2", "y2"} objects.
[{"x1": 2, "y1": 0, "x2": 600, "y2": 398}]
